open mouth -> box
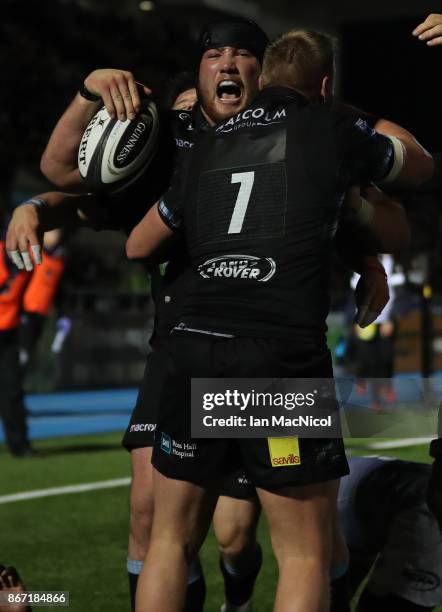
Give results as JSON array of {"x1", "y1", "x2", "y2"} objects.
[{"x1": 216, "y1": 80, "x2": 243, "y2": 103}]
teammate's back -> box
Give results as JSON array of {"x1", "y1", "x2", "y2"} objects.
[{"x1": 161, "y1": 87, "x2": 395, "y2": 340}]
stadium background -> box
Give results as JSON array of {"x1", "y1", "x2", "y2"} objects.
[{"x1": 1, "y1": 0, "x2": 442, "y2": 610}]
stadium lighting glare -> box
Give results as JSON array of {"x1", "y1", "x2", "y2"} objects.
[{"x1": 139, "y1": 0, "x2": 155, "y2": 10}]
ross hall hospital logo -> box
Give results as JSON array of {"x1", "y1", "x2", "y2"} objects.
[
  {"x1": 198, "y1": 254, "x2": 276, "y2": 282},
  {"x1": 216, "y1": 107, "x2": 287, "y2": 133}
]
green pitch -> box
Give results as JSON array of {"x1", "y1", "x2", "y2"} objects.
[{"x1": 0, "y1": 433, "x2": 440, "y2": 611}]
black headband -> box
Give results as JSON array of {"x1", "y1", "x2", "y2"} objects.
[{"x1": 197, "y1": 17, "x2": 269, "y2": 66}]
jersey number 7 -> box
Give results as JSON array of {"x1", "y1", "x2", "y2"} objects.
[{"x1": 228, "y1": 172, "x2": 255, "y2": 234}]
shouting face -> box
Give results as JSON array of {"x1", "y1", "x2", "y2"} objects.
[{"x1": 198, "y1": 47, "x2": 261, "y2": 125}]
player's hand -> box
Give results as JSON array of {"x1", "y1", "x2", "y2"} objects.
[
  {"x1": 413, "y1": 14, "x2": 442, "y2": 46},
  {"x1": 428, "y1": 458, "x2": 442, "y2": 531},
  {"x1": 354, "y1": 261, "x2": 389, "y2": 328},
  {"x1": 0, "y1": 565, "x2": 29, "y2": 612},
  {"x1": 6, "y1": 203, "x2": 44, "y2": 271},
  {"x1": 83, "y1": 69, "x2": 152, "y2": 121}
]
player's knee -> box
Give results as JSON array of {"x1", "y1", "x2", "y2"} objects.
[
  {"x1": 270, "y1": 528, "x2": 330, "y2": 570},
  {"x1": 217, "y1": 526, "x2": 255, "y2": 562},
  {"x1": 130, "y1": 487, "x2": 154, "y2": 534},
  {"x1": 148, "y1": 532, "x2": 200, "y2": 567}
]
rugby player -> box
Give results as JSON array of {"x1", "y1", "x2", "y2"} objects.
[
  {"x1": 126, "y1": 30, "x2": 425, "y2": 612},
  {"x1": 9, "y1": 20, "x2": 271, "y2": 612},
  {"x1": 7, "y1": 22, "x2": 428, "y2": 612},
  {"x1": 337, "y1": 456, "x2": 442, "y2": 612}
]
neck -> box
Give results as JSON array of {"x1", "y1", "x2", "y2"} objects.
[{"x1": 201, "y1": 106, "x2": 216, "y2": 127}]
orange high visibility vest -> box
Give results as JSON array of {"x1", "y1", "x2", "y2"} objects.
[{"x1": 0, "y1": 241, "x2": 30, "y2": 330}]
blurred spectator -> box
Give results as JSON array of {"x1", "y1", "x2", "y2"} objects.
[
  {"x1": 350, "y1": 255, "x2": 405, "y2": 411},
  {"x1": 0, "y1": 225, "x2": 65, "y2": 457}
]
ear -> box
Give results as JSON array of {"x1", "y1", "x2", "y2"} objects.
[
  {"x1": 320, "y1": 75, "x2": 332, "y2": 103},
  {"x1": 258, "y1": 74, "x2": 264, "y2": 91}
]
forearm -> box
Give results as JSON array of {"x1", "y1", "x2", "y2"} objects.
[
  {"x1": 335, "y1": 233, "x2": 381, "y2": 276},
  {"x1": 342, "y1": 186, "x2": 410, "y2": 253},
  {"x1": 126, "y1": 203, "x2": 174, "y2": 260},
  {"x1": 40, "y1": 94, "x2": 101, "y2": 190},
  {"x1": 364, "y1": 199, "x2": 410, "y2": 252},
  {"x1": 334, "y1": 210, "x2": 383, "y2": 274},
  {"x1": 37, "y1": 192, "x2": 89, "y2": 230}
]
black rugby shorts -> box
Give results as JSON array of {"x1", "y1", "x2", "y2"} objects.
[
  {"x1": 122, "y1": 345, "x2": 169, "y2": 450},
  {"x1": 152, "y1": 331, "x2": 349, "y2": 490},
  {"x1": 220, "y1": 469, "x2": 258, "y2": 500}
]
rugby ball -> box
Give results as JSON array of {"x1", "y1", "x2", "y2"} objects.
[{"x1": 78, "y1": 100, "x2": 159, "y2": 193}]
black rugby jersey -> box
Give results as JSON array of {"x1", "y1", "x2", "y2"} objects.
[{"x1": 160, "y1": 87, "x2": 395, "y2": 340}]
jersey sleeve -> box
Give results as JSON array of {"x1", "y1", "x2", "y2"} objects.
[
  {"x1": 333, "y1": 110, "x2": 396, "y2": 185},
  {"x1": 158, "y1": 194, "x2": 182, "y2": 231},
  {"x1": 157, "y1": 161, "x2": 186, "y2": 232}
]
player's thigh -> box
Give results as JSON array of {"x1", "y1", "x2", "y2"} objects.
[
  {"x1": 151, "y1": 468, "x2": 218, "y2": 555},
  {"x1": 257, "y1": 479, "x2": 339, "y2": 559}
]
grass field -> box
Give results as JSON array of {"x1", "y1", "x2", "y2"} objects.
[{"x1": 0, "y1": 433, "x2": 440, "y2": 611}]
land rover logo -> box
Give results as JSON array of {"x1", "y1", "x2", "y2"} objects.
[{"x1": 198, "y1": 255, "x2": 276, "y2": 282}]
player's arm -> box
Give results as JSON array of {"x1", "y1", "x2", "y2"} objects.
[
  {"x1": 6, "y1": 192, "x2": 106, "y2": 270},
  {"x1": 334, "y1": 228, "x2": 389, "y2": 328},
  {"x1": 341, "y1": 184, "x2": 410, "y2": 253},
  {"x1": 374, "y1": 118, "x2": 433, "y2": 187},
  {"x1": 336, "y1": 182, "x2": 408, "y2": 326},
  {"x1": 336, "y1": 102, "x2": 433, "y2": 187},
  {"x1": 40, "y1": 69, "x2": 151, "y2": 190},
  {"x1": 126, "y1": 201, "x2": 175, "y2": 260},
  {"x1": 413, "y1": 13, "x2": 442, "y2": 46}
]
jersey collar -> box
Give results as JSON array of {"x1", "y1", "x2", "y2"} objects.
[
  {"x1": 256, "y1": 86, "x2": 309, "y2": 107},
  {"x1": 192, "y1": 104, "x2": 210, "y2": 132}
]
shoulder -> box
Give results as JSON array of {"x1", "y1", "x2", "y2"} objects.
[{"x1": 332, "y1": 101, "x2": 379, "y2": 128}]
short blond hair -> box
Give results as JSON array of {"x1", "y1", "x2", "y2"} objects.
[{"x1": 262, "y1": 29, "x2": 336, "y2": 101}]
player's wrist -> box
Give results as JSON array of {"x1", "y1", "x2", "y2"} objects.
[
  {"x1": 79, "y1": 82, "x2": 102, "y2": 103},
  {"x1": 17, "y1": 197, "x2": 47, "y2": 210},
  {"x1": 20, "y1": 197, "x2": 52, "y2": 228},
  {"x1": 361, "y1": 257, "x2": 387, "y2": 278}
]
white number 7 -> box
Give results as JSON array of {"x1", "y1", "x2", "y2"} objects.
[{"x1": 228, "y1": 171, "x2": 255, "y2": 234}]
